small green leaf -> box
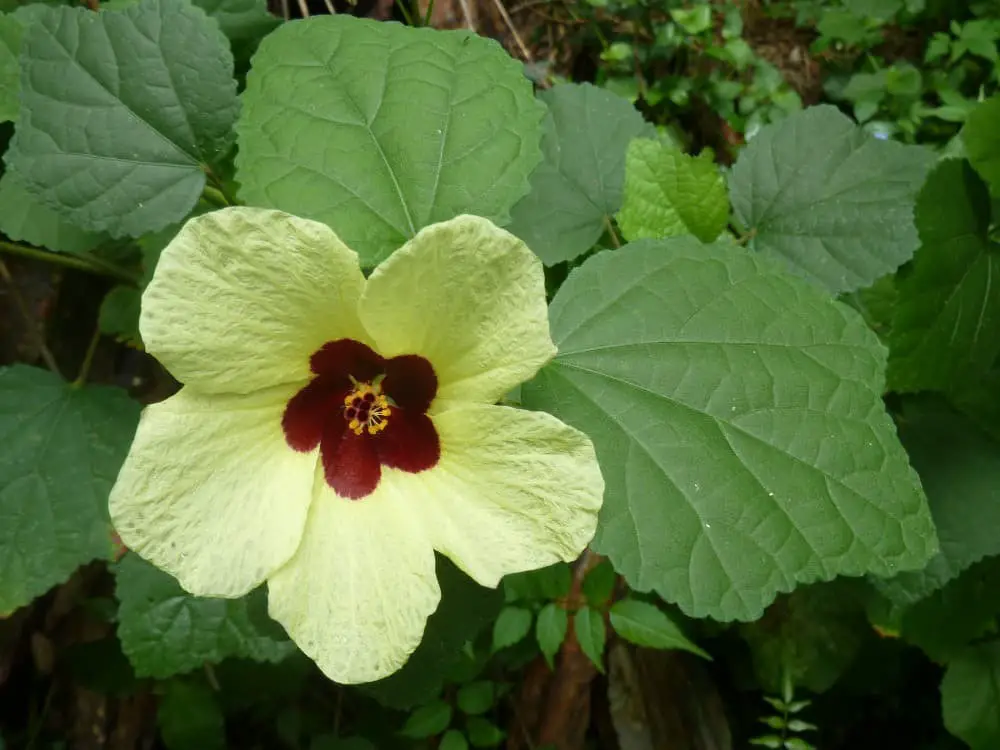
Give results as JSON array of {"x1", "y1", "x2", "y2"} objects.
[
  {"x1": 158, "y1": 681, "x2": 225, "y2": 750},
  {"x1": 574, "y1": 606, "x2": 606, "y2": 672},
  {"x1": 942, "y1": 643, "x2": 1000, "y2": 750},
  {"x1": 0, "y1": 366, "x2": 139, "y2": 614},
  {"x1": 440, "y1": 730, "x2": 469, "y2": 750},
  {"x1": 492, "y1": 606, "x2": 533, "y2": 651},
  {"x1": 237, "y1": 15, "x2": 543, "y2": 266},
  {"x1": 670, "y1": 4, "x2": 712, "y2": 34},
  {"x1": 0, "y1": 172, "x2": 108, "y2": 254},
  {"x1": 535, "y1": 603, "x2": 568, "y2": 667},
  {"x1": 783, "y1": 738, "x2": 816, "y2": 750},
  {"x1": 465, "y1": 717, "x2": 505, "y2": 748},
  {"x1": 114, "y1": 554, "x2": 293, "y2": 678},
  {"x1": 729, "y1": 105, "x2": 934, "y2": 294},
  {"x1": 191, "y1": 0, "x2": 278, "y2": 45},
  {"x1": 505, "y1": 82, "x2": 654, "y2": 265},
  {"x1": 888, "y1": 160, "x2": 1000, "y2": 393},
  {"x1": 99, "y1": 287, "x2": 143, "y2": 346},
  {"x1": 503, "y1": 563, "x2": 572, "y2": 603},
  {"x1": 5, "y1": 0, "x2": 239, "y2": 237},
  {"x1": 964, "y1": 95, "x2": 1000, "y2": 193},
  {"x1": 749, "y1": 737, "x2": 783, "y2": 749},
  {"x1": 400, "y1": 700, "x2": 453, "y2": 739},
  {"x1": 456, "y1": 681, "x2": 495, "y2": 716},
  {"x1": 0, "y1": 12, "x2": 21, "y2": 122},
  {"x1": 581, "y1": 558, "x2": 616, "y2": 606},
  {"x1": 617, "y1": 138, "x2": 728, "y2": 243},
  {"x1": 609, "y1": 598, "x2": 709, "y2": 659},
  {"x1": 521, "y1": 237, "x2": 936, "y2": 621}
]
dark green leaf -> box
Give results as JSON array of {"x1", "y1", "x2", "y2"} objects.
[
  {"x1": 400, "y1": 700, "x2": 452, "y2": 739},
  {"x1": 493, "y1": 606, "x2": 533, "y2": 652},
  {"x1": 0, "y1": 366, "x2": 139, "y2": 614},
  {"x1": 456, "y1": 681, "x2": 495, "y2": 715},
  {"x1": 963, "y1": 95, "x2": 1000, "y2": 193},
  {"x1": 465, "y1": 717, "x2": 505, "y2": 748},
  {"x1": 581, "y1": 558, "x2": 616, "y2": 606},
  {"x1": 157, "y1": 681, "x2": 225, "y2": 750},
  {"x1": 535, "y1": 603, "x2": 568, "y2": 667},
  {"x1": 609, "y1": 598, "x2": 709, "y2": 659},
  {"x1": 0, "y1": 13, "x2": 21, "y2": 122},
  {"x1": 0, "y1": 172, "x2": 108, "y2": 254},
  {"x1": 440, "y1": 730, "x2": 469, "y2": 750},
  {"x1": 574, "y1": 606, "x2": 606, "y2": 672},
  {"x1": 942, "y1": 642, "x2": 1000, "y2": 750},
  {"x1": 503, "y1": 563, "x2": 572, "y2": 603}
]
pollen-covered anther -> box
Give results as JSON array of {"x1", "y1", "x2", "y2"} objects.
[{"x1": 343, "y1": 382, "x2": 391, "y2": 436}]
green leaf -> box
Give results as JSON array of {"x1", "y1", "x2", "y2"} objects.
[
  {"x1": 609, "y1": 598, "x2": 709, "y2": 659},
  {"x1": 505, "y1": 83, "x2": 653, "y2": 265},
  {"x1": 875, "y1": 401, "x2": 1000, "y2": 605},
  {"x1": 887, "y1": 160, "x2": 1000, "y2": 393},
  {"x1": 581, "y1": 558, "x2": 616, "y2": 606},
  {"x1": 492, "y1": 606, "x2": 533, "y2": 651},
  {"x1": 503, "y1": 563, "x2": 572, "y2": 603},
  {"x1": 191, "y1": 0, "x2": 278, "y2": 45},
  {"x1": 5, "y1": 0, "x2": 239, "y2": 237},
  {"x1": 0, "y1": 172, "x2": 108, "y2": 254},
  {"x1": 0, "y1": 366, "x2": 139, "y2": 614},
  {"x1": 465, "y1": 716, "x2": 505, "y2": 748},
  {"x1": 362, "y1": 557, "x2": 503, "y2": 710},
  {"x1": 237, "y1": 15, "x2": 543, "y2": 266},
  {"x1": 616, "y1": 138, "x2": 728, "y2": 243},
  {"x1": 729, "y1": 105, "x2": 934, "y2": 294},
  {"x1": 99, "y1": 286, "x2": 143, "y2": 346},
  {"x1": 456, "y1": 681, "x2": 495, "y2": 715},
  {"x1": 520, "y1": 237, "x2": 936, "y2": 621},
  {"x1": 0, "y1": 12, "x2": 21, "y2": 122},
  {"x1": 440, "y1": 730, "x2": 469, "y2": 750},
  {"x1": 157, "y1": 680, "x2": 225, "y2": 750},
  {"x1": 574, "y1": 606, "x2": 606, "y2": 672},
  {"x1": 942, "y1": 642, "x2": 1000, "y2": 750},
  {"x1": 740, "y1": 580, "x2": 868, "y2": 693},
  {"x1": 535, "y1": 603, "x2": 568, "y2": 667},
  {"x1": 400, "y1": 700, "x2": 453, "y2": 739},
  {"x1": 964, "y1": 95, "x2": 1000, "y2": 193},
  {"x1": 114, "y1": 554, "x2": 294, "y2": 678}
]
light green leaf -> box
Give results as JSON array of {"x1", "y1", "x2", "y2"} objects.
[
  {"x1": 237, "y1": 15, "x2": 543, "y2": 266},
  {"x1": 875, "y1": 401, "x2": 1000, "y2": 605},
  {"x1": 0, "y1": 12, "x2": 21, "y2": 122},
  {"x1": 158, "y1": 681, "x2": 225, "y2": 750},
  {"x1": 887, "y1": 160, "x2": 1000, "y2": 393},
  {"x1": 505, "y1": 83, "x2": 653, "y2": 265},
  {"x1": 616, "y1": 138, "x2": 728, "y2": 243},
  {"x1": 466, "y1": 717, "x2": 505, "y2": 748},
  {"x1": 942, "y1": 642, "x2": 1000, "y2": 750},
  {"x1": 400, "y1": 700, "x2": 453, "y2": 739},
  {"x1": 609, "y1": 598, "x2": 709, "y2": 659},
  {"x1": 535, "y1": 603, "x2": 568, "y2": 667},
  {"x1": 729, "y1": 105, "x2": 934, "y2": 294},
  {"x1": 114, "y1": 554, "x2": 294, "y2": 678},
  {"x1": 5, "y1": 0, "x2": 239, "y2": 237},
  {"x1": 492, "y1": 606, "x2": 533, "y2": 651},
  {"x1": 0, "y1": 172, "x2": 107, "y2": 254},
  {"x1": 574, "y1": 606, "x2": 606, "y2": 672},
  {"x1": 521, "y1": 237, "x2": 936, "y2": 621},
  {"x1": 440, "y1": 730, "x2": 469, "y2": 750},
  {"x1": 0, "y1": 365, "x2": 139, "y2": 614},
  {"x1": 456, "y1": 681, "x2": 495, "y2": 715},
  {"x1": 964, "y1": 95, "x2": 1000, "y2": 193}
]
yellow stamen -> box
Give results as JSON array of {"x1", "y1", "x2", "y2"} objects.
[{"x1": 343, "y1": 380, "x2": 392, "y2": 436}]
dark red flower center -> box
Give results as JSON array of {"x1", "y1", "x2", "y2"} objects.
[{"x1": 281, "y1": 339, "x2": 440, "y2": 499}]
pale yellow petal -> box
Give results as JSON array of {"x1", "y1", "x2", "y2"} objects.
[
  {"x1": 141, "y1": 206, "x2": 368, "y2": 394},
  {"x1": 109, "y1": 384, "x2": 316, "y2": 598},
  {"x1": 419, "y1": 404, "x2": 604, "y2": 587},
  {"x1": 266, "y1": 471, "x2": 440, "y2": 684},
  {"x1": 359, "y1": 215, "x2": 556, "y2": 404}
]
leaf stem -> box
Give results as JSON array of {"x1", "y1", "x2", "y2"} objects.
[
  {"x1": 0, "y1": 240, "x2": 138, "y2": 285},
  {"x1": 72, "y1": 325, "x2": 101, "y2": 389},
  {"x1": 394, "y1": 0, "x2": 414, "y2": 25},
  {"x1": 0, "y1": 258, "x2": 63, "y2": 378},
  {"x1": 203, "y1": 166, "x2": 238, "y2": 207},
  {"x1": 603, "y1": 215, "x2": 622, "y2": 248},
  {"x1": 201, "y1": 185, "x2": 231, "y2": 209}
]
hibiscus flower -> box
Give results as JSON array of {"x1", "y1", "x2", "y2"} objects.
[{"x1": 109, "y1": 207, "x2": 604, "y2": 684}]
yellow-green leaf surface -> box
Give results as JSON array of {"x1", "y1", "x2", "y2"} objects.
[
  {"x1": 4, "y1": 0, "x2": 239, "y2": 237},
  {"x1": 0, "y1": 365, "x2": 139, "y2": 614},
  {"x1": 114, "y1": 554, "x2": 294, "y2": 678},
  {"x1": 0, "y1": 12, "x2": 21, "y2": 122},
  {"x1": 505, "y1": 83, "x2": 654, "y2": 265},
  {"x1": 616, "y1": 138, "x2": 728, "y2": 243},
  {"x1": 237, "y1": 15, "x2": 543, "y2": 266},
  {"x1": 521, "y1": 237, "x2": 936, "y2": 621},
  {"x1": 887, "y1": 160, "x2": 1000, "y2": 393},
  {"x1": 729, "y1": 105, "x2": 934, "y2": 294}
]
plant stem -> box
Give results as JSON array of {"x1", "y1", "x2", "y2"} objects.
[
  {"x1": 203, "y1": 165, "x2": 238, "y2": 206},
  {"x1": 0, "y1": 240, "x2": 138, "y2": 285},
  {"x1": 603, "y1": 215, "x2": 622, "y2": 248},
  {"x1": 422, "y1": 0, "x2": 435, "y2": 25},
  {"x1": 201, "y1": 185, "x2": 230, "y2": 209},
  {"x1": 394, "y1": 0, "x2": 414, "y2": 25},
  {"x1": 72, "y1": 325, "x2": 101, "y2": 389}
]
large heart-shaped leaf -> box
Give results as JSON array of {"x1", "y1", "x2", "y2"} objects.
[
  {"x1": 729, "y1": 105, "x2": 933, "y2": 294},
  {"x1": 521, "y1": 237, "x2": 936, "y2": 621},
  {"x1": 0, "y1": 172, "x2": 107, "y2": 254},
  {"x1": 237, "y1": 15, "x2": 543, "y2": 266},
  {"x1": 4, "y1": 0, "x2": 238, "y2": 237}
]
